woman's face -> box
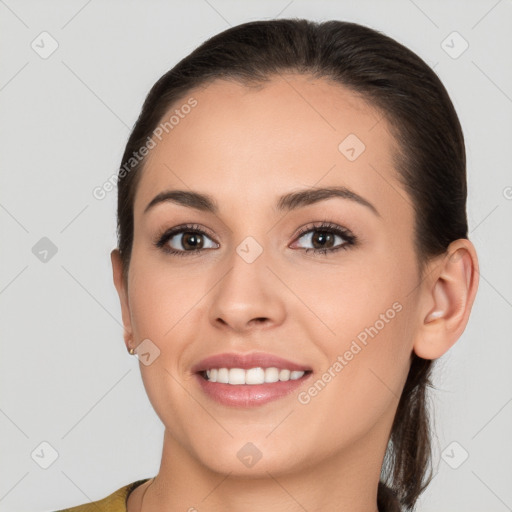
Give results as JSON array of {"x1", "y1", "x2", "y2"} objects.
[{"x1": 114, "y1": 74, "x2": 425, "y2": 476}]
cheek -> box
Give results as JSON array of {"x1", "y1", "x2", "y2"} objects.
[
  {"x1": 297, "y1": 260, "x2": 413, "y2": 413},
  {"x1": 290, "y1": 259, "x2": 399, "y2": 338},
  {"x1": 126, "y1": 261, "x2": 202, "y2": 436},
  {"x1": 296, "y1": 303, "x2": 412, "y2": 449},
  {"x1": 127, "y1": 253, "x2": 205, "y2": 340},
  {"x1": 309, "y1": 240, "x2": 418, "y2": 351}
]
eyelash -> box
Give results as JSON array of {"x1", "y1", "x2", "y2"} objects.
[{"x1": 153, "y1": 221, "x2": 357, "y2": 258}]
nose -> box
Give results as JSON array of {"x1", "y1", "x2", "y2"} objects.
[{"x1": 208, "y1": 246, "x2": 286, "y2": 334}]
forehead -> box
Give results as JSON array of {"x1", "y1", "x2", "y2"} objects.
[{"x1": 134, "y1": 74, "x2": 408, "y2": 224}]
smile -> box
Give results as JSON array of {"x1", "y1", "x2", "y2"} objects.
[{"x1": 202, "y1": 367, "x2": 307, "y2": 385}]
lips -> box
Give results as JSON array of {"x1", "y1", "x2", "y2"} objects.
[
  {"x1": 191, "y1": 351, "x2": 313, "y2": 407},
  {"x1": 191, "y1": 351, "x2": 313, "y2": 373}
]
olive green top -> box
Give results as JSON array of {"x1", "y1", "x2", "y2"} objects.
[{"x1": 53, "y1": 478, "x2": 152, "y2": 511}]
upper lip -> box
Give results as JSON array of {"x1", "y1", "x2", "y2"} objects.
[{"x1": 191, "y1": 352, "x2": 312, "y2": 373}]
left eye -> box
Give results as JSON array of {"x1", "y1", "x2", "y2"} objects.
[{"x1": 292, "y1": 226, "x2": 353, "y2": 253}]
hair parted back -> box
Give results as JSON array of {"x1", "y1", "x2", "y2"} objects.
[{"x1": 116, "y1": 18, "x2": 468, "y2": 512}]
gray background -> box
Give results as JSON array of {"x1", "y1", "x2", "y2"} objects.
[{"x1": 1, "y1": 0, "x2": 511, "y2": 511}]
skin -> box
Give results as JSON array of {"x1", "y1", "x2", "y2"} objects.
[{"x1": 111, "y1": 74, "x2": 479, "y2": 512}]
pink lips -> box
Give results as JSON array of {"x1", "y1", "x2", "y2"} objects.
[{"x1": 191, "y1": 352, "x2": 313, "y2": 408}]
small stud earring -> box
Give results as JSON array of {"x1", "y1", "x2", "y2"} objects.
[{"x1": 128, "y1": 347, "x2": 135, "y2": 355}]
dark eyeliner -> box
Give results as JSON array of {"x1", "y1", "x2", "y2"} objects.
[
  {"x1": 153, "y1": 221, "x2": 357, "y2": 257},
  {"x1": 153, "y1": 223, "x2": 216, "y2": 257},
  {"x1": 294, "y1": 221, "x2": 357, "y2": 256}
]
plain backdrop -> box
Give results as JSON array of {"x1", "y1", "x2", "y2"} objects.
[{"x1": 1, "y1": 1, "x2": 511, "y2": 511}]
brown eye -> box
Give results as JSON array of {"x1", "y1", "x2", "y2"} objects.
[
  {"x1": 180, "y1": 232, "x2": 205, "y2": 250},
  {"x1": 292, "y1": 222, "x2": 357, "y2": 256},
  {"x1": 165, "y1": 230, "x2": 217, "y2": 252},
  {"x1": 154, "y1": 224, "x2": 219, "y2": 257},
  {"x1": 310, "y1": 231, "x2": 336, "y2": 249}
]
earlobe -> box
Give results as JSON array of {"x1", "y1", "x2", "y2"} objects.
[
  {"x1": 110, "y1": 249, "x2": 133, "y2": 349},
  {"x1": 413, "y1": 239, "x2": 479, "y2": 360}
]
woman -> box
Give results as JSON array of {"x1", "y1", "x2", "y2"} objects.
[{"x1": 55, "y1": 18, "x2": 479, "y2": 512}]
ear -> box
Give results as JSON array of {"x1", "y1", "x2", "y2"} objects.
[
  {"x1": 111, "y1": 248, "x2": 133, "y2": 352},
  {"x1": 413, "y1": 239, "x2": 479, "y2": 360}
]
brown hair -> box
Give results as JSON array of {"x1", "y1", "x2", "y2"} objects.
[{"x1": 116, "y1": 19, "x2": 467, "y2": 511}]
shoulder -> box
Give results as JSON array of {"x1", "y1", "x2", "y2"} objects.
[{"x1": 52, "y1": 478, "x2": 152, "y2": 512}]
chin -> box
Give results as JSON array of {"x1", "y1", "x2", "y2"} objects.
[{"x1": 190, "y1": 436, "x2": 305, "y2": 477}]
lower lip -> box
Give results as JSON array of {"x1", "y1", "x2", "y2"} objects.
[{"x1": 194, "y1": 372, "x2": 312, "y2": 407}]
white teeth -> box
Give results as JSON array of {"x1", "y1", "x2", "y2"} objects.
[
  {"x1": 229, "y1": 368, "x2": 246, "y2": 385},
  {"x1": 246, "y1": 367, "x2": 265, "y2": 384},
  {"x1": 279, "y1": 369, "x2": 290, "y2": 381},
  {"x1": 217, "y1": 368, "x2": 229, "y2": 384},
  {"x1": 204, "y1": 367, "x2": 306, "y2": 385},
  {"x1": 264, "y1": 367, "x2": 279, "y2": 383}
]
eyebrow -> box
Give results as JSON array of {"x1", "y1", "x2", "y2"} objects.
[{"x1": 144, "y1": 186, "x2": 380, "y2": 217}]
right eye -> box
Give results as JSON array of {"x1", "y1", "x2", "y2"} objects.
[{"x1": 154, "y1": 224, "x2": 219, "y2": 257}]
